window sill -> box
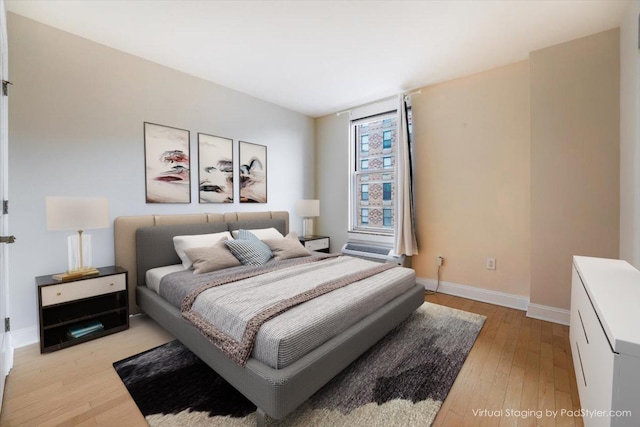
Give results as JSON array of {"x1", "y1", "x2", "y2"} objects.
[{"x1": 347, "y1": 231, "x2": 394, "y2": 247}]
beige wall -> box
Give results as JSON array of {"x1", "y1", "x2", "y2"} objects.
[
  {"x1": 411, "y1": 61, "x2": 531, "y2": 297},
  {"x1": 530, "y1": 29, "x2": 620, "y2": 309},
  {"x1": 619, "y1": 0, "x2": 640, "y2": 268},
  {"x1": 316, "y1": 29, "x2": 622, "y2": 313}
]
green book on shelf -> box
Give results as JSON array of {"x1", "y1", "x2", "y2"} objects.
[{"x1": 68, "y1": 320, "x2": 104, "y2": 338}]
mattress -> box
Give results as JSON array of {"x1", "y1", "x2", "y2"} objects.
[
  {"x1": 155, "y1": 256, "x2": 415, "y2": 369},
  {"x1": 146, "y1": 264, "x2": 183, "y2": 293}
]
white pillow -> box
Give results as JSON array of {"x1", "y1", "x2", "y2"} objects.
[
  {"x1": 230, "y1": 227, "x2": 284, "y2": 240},
  {"x1": 173, "y1": 231, "x2": 232, "y2": 269}
]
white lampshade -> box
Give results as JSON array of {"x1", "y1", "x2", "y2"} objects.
[
  {"x1": 296, "y1": 199, "x2": 320, "y2": 218},
  {"x1": 46, "y1": 197, "x2": 109, "y2": 277},
  {"x1": 296, "y1": 199, "x2": 320, "y2": 237},
  {"x1": 46, "y1": 197, "x2": 109, "y2": 231}
]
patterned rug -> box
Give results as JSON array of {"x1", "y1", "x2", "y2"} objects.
[{"x1": 113, "y1": 302, "x2": 485, "y2": 426}]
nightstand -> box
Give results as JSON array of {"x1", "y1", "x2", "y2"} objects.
[
  {"x1": 299, "y1": 235, "x2": 330, "y2": 253},
  {"x1": 36, "y1": 266, "x2": 129, "y2": 353}
]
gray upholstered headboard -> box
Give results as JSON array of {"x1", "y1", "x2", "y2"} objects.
[{"x1": 114, "y1": 211, "x2": 289, "y2": 313}]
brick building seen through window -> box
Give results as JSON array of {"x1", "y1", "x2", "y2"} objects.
[{"x1": 353, "y1": 115, "x2": 397, "y2": 233}]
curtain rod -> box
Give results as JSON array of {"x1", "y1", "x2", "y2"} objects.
[{"x1": 336, "y1": 90, "x2": 422, "y2": 116}]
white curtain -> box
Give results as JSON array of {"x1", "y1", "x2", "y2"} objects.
[{"x1": 394, "y1": 94, "x2": 419, "y2": 255}]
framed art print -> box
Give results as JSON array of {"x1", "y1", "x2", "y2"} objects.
[
  {"x1": 144, "y1": 122, "x2": 191, "y2": 203},
  {"x1": 239, "y1": 141, "x2": 267, "y2": 203},
  {"x1": 198, "y1": 133, "x2": 234, "y2": 203}
]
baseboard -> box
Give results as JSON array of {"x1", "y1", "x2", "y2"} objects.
[
  {"x1": 11, "y1": 326, "x2": 39, "y2": 349},
  {"x1": 526, "y1": 303, "x2": 570, "y2": 326},
  {"x1": 417, "y1": 277, "x2": 570, "y2": 325},
  {"x1": 416, "y1": 277, "x2": 529, "y2": 311}
]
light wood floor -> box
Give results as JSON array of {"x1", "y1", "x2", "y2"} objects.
[{"x1": 0, "y1": 294, "x2": 583, "y2": 427}]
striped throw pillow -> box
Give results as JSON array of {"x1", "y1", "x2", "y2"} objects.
[{"x1": 225, "y1": 230, "x2": 273, "y2": 265}]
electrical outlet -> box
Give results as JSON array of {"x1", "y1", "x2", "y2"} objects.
[
  {"x1": 486, "y1": 257, "x2": 496, "y2": 270},
  {"x1": 437, "y1": 256, "x2": 444, "y2": 267}
]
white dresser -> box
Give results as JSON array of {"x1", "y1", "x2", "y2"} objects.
[{"x1": 570, "y1": 256, "x2": 640, "y2": 427}]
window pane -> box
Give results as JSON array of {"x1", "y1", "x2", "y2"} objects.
[
  {"x1": 361, "y1": 184, "x2": 369, "y2": 201},
  {"x1": 361, "y1": 134, "x2": 369, "y2": 152},
  {"x1": 383, "y1": 130, "x2": 392, "y2": 149},
  {"x1": 383, "y1": 156, "x2": 391, "y2": 168},
  {"x1": 361, "y1": 208, "x2": 369, "y2": 224},
  {"x1": 383, "y1": 208, "x2": 392, "y2": 226},
  {"x1": 383, "y1": 182, "x2": 392, "y2": 200},
  {"x1": 361, "y1": 159, "x2": 369, "y2": 169}
]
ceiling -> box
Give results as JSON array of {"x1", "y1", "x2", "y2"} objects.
[{"x1": 5, "y1": 0, "x2": 630, "y2": 118}]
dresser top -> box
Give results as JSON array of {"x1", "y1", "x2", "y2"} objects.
[
  {"x1": 36, "y1": 266, "x2": 126, "y2": 287},
  {"x1": 573, "y1": 256, "x2": 640, "y2": 358}
]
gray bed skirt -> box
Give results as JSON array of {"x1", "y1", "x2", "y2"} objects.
[{"x1": 136, "y1": 282, "x2": 425, "y2": 421}]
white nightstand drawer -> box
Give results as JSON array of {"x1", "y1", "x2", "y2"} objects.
[
  {"x1": 305, "y1": 238, "x2": 329, "y2": 251},
  {"x1": 41, "y1": 273, "x2": 126, "y2": 307}
]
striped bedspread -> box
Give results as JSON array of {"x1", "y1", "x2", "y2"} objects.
[{"x1": 162, "y1": 255, "x2": 416, "y2": 368}]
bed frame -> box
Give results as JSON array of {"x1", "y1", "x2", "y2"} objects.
[{"x1": 114, "y1": 211, "x2": 424, "y2": 425}]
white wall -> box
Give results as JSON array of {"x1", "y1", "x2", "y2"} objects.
[
  {"x1": 620, "y1": 0, "x2": 640, "y2": 268},
  {"x1": 314, "y1": 112, "x2": 350, "y2": 252},
  {"x1": 7, "y1": 13, "x2": 315, "y2": 335}
]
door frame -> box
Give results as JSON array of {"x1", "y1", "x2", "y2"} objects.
[{"x1": 0, "y1": 0, "x2": 13, "y2": 411}]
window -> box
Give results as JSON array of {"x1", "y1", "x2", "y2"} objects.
[
  {"x1": 361, "y1": 134, "x2": 369, "y2": 152},
  {"x1": 361, "y1": 208, "x2": 369, "y2": 224},
  {"x1": 383, "y1": 208, "x2": 392, "y2": 226},
  {"x1": 350, "y1": 110, "x2": 397, "y2": 236},
  {"x1": 361, "y1": 184, "x2": 369, "y2": 201},
  {"x1": 383, "y1": 130, "x2": 392, "y2": 149},
  {"x1": 383, "y1": 182, "x2": 392, "y2": 200}
]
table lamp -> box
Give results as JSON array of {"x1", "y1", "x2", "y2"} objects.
[
  {"x1": 296, "y1": 199, "x2": 319, "y2": 237},
  {"x1": 46, "y1": 197, "x2": 109, "y2": 280}
]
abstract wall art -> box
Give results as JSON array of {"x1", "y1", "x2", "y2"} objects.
[
  {"x1": 239, "y1": 141, "x2": 267, "y2": 203},
  {"x1": 197, "y1": 133, "x2": 234, "y2": 203},
  {"x1": 144, "y1": 122, "x2": 191, "y2": 203}
]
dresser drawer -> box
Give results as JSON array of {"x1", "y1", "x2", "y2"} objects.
[
  {"x1": 41, "y1": 273, "x2": 126, "y2": 307},
  {"x1": 304, "y1": 238, "x2": 329, "y2": 251},
  {"x1": 570, "y1": 266, "x2": 615, "y2": 422}
]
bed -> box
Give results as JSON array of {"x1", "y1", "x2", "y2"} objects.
[{"x1": 114, "y1": 211, "x2": 424, "y2": 425}]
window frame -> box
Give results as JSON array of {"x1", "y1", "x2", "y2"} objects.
[{"x1": 348, "y1": 109, "x2": 398, "y2": 241}]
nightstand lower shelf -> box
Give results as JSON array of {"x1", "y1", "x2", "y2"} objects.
[{"x1": 42, "y1": 319, "x2": 128, "y2": 353}]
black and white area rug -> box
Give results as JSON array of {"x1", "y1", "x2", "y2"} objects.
[{"x1": 113, "y1": 302, "x2": 485, "y2": 426}]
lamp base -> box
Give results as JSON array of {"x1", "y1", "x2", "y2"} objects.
[
  {"x1": 52, "y1": 267, "x2": 100, "y2": 282},
  {"x1": 302, "y1": 217, "x2": 315, "y2": 238}
]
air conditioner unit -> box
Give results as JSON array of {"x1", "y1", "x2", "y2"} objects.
[{"x1": 341, "y1": 242, "x2": 405, "y2": 265}]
